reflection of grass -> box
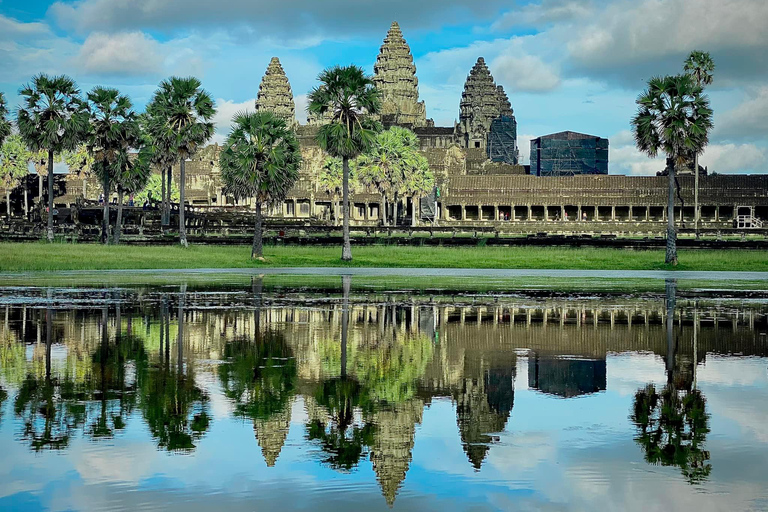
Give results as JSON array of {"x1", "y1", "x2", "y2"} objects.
[
  {"x1": 3, "y1": 271, "x2": 768, "y2": 295},
  {"x1": 3, "y1": 242, "x2": 768, "y2": 272}
]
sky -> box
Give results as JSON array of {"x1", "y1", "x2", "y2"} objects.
[{"x1": 1, "y1": 0, "x2": 767, "y2": 175}]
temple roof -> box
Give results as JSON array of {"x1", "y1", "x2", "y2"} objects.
[{"x1": 256, "y1": 57, "x2": 297, "y2": 127}]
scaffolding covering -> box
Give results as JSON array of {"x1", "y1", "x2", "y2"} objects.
[
  {"x1": 487, "y1": 116, "x2": 519, "y2": 165},
  {"x1": 531, "y1": 132, "x2": 608, "y2": 176}
]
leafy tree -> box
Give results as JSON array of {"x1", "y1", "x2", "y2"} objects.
[
  {"x1": 17, "y1": 74, "x2": 89, "y2": 242},
  {"x1": 113, "y1": 146, "x2": 152, "y2": 244},
  {"x1": 683, "y1": 51, "x2": 715, "y2": 237},
  {"x1": 85, "y1": 87, "x2": 142, "y2": 244},
  {"x1": 136, "y1": 173, "x2": 179, "y2": 205},
  {"x1": 146, "y1": 77, "x2": 216, "y2": 247},
  {"x1": 357, "y1": 127, "x2": 432, "y2": 226},
  {"x1": 308, "y1": 65, "x2": 381, "y2": 261},
  {"x1": 139, "y1": 112, "x2": 178, "y2": 227},
  {"x1": 631, "y1": 75, "x2": 713, "y2": 265},
  {"x1": 319, "y1": 157, "x2": 346, "y2": 226},
  {"x1": 220, "y1": 111, "x2": 301, "y2": 259},
  {"x1": 1, "y1": 135, "x2": 32, "y2": 218},
  {"x1": 631, "y1": 384, "x2": 711, "y2": 484},
  {"x1": 62, "y1": 145, "x2": 94, "y2": 199},
  {"x1": 0, "y1": 92, "x2": 11, "y2": 148}
]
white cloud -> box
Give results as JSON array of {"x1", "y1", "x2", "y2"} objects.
[
  {"x1": 699, "y1": 143, "x2": 767, "y2": 174},
  {"x1": 608, "y1": 131, "x2": 664, "y2": 175},
  {"x1": 75, "y1": 32, "x2": 164, "y2": 76},
  {"x1": 716, "y1": 87, "x2": 768, "y2": 142},
  {"x1": 0, "y1": 14, "x2": 50, "y2": 40},
  {"x1": 211, "y1": 98, "x2": 256, "y2": 144},
  {"x1": 517, "y1": 133, "x2": 536, "y2": 165},
  {"x1": 492, "y1": 0, "x2": 593, "y2": 31},
  {"x1": 491, "y1": 54, "x2": 561, "y2": 92}
]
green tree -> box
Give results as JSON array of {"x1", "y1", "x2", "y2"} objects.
[
  {"x1": 308, "y1": 65, "x2": 381, "y2": 261},
  {"x1": 357, "y1": 127, "x2": 432, "y2": 227},
  {"x1": 0, "y1": 92, "x2": 11, "y2": 148},
  {"x1": 113, "y1": 146, "x2": 152, "y2": 244},
  {"x1": 319, "y1": 157, "x2": 345, "y2": 226},
  {"x1": 62, "y1": 145, "x2": 94, "y2": 199},
  {"x1": 146, "y1": 77, "x2": 216, "y2": 247},
  {"x1": 139, "y1": 112, "x2": 178, "y2": 228},
  {"x1": 85, "y1": 87, "x2": 142, "y2": 245},
  {"x1": 220, "y1": 111, "x2": 301, "y2": 259},
  {"x1": 17, "y1": 74, "x2": 89, "y2": 242},
  {"x1": 136, "y1": 173, "x2": 179, "y2": 205},
  {"x1": 1, "y1": 135, "x2": 32, "y2": 218},
  {"x1": 631, "y1": 75, "x2": 713, "y2": 265},
  {"x1": 631, "y1": 384, "x2": 711, "y2": 484},
  {"x1": 683, "y1": 51, "x2": 715, "y2": 237}
]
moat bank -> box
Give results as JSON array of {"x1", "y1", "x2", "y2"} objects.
[{"x1": 2, "y1": 243, "x2": 768, "y2": 272}]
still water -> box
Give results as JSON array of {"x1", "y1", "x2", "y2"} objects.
[{"x1": 0, "y1": 279, "x2": 767, "y2": 511}]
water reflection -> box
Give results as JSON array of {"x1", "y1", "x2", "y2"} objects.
[{"x1": 0, "y1": 280, "x2": 767, "y2": 509}]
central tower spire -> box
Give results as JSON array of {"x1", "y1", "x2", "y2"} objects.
[{"x1": 373, "y1": 21, "x2": 429, "y2": 128}]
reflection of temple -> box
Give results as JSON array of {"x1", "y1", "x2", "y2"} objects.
[
  {"x1": 528, "y1": 355, "x2": 606, "y2": 398},
  {"x1": 253, "y1": 400, "x2": 292, "y2": 467}
]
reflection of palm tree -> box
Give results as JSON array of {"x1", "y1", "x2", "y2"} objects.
[
  {"x1": 219, "y1": 330, "x2": 297, "y2": 466},
  {"x1": 140, "y1": 289, "x2": 211, "y2": 452},
  {"x1": 631, "y1": 384, "x2": 711, "y2": 484}
]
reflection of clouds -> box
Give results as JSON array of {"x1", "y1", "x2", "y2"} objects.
[
  {"x1": 606, "y1": 353, "x2": 666, "y2": 397},
  {"x1": 697, "y1": 357, "x2": 768, "y2": 388},
  {"x1": 73, "y1": 440, "x2": 158, "y2": 485},
  {"x1": 707, "y1": 388, "x2": 768, "y2": 443}
]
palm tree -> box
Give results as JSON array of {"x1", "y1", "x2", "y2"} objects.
[
  {"x1": 308, "y1": 66, "x2": 381, "y2": 261},
  {"x1": 319, "y1": 157, "x2": 344, "y2": 226},
  {"x1": 0, "y1": 92, "x2": 11, "y2": 147},
  {"x1": 220, "y1": 111, "x2": 301, "y2": 259},
  {"x1": 684, "y1": 51, "x2": 715, "y2": 238},
  {"x1": 1, "y1": 135, "x2": 31, "y2": 219},
  {"x1": 631, "y1": 75, "x2": 713, "y2": 265},
  {"x1": 146, "y1": 77, "x2": 216, "y2": 247},
  {"x1": 113, "y1": 146, "x2": 152, "y2": 244},
  {"x1": 139, "y1": 112, "x2": 178, "y2": 228},
  {"x1": 17, "y1": 74, "x2": 89, "y2": 242},
  {"x1": 85, "y1": 87, "x2": 141, "y2": 244}
]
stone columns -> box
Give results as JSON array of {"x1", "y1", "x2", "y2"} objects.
[
  {"x1": 628, "y1": 206, "x2": 633, "y2": 221},
  {"x1": 461, "y1": 204, "x2": 466, "y2": 221},
  {"x1": 611, "y1": 206, "x2": 616, "y2": 221},
  {"x1": 511, "y1": 205, "x2": 516, "y2": 222},
  {"x1": 594, "y1": 206, "x2": 599, "y2": 221},
  {"x1": 493, "y1": 204, "x2": 498, "y2": 221},
  {"x1": 528, "y1": 205, "x2": 532, "y2": 221},
  {"x1": 577, "y1": 205, "x2": 582, "y2": 222}
]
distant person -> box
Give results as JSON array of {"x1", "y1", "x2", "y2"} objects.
[
  {"x1": 98, "y1": 193, "x2": 104, "y2": 205},
  {"x1": 582, "y1": 211, "x2": 588, "y2": 221},
  {"x1": 128, "y1": 195, "x2": 134, "y2": 207}
]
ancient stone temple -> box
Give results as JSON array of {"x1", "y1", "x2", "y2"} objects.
[
  {"x1": 253, "y1": 402, "x2": 293, "y2": 467},
  {"x1": 457, "y1": 57, "x2": 518, "y2": 164},
  {"x1": 373, "y1": 21, "x2": 429, "y2": 128},
  {"x1": 256, "y1": 57, "x2": 297, "y2": 127}
]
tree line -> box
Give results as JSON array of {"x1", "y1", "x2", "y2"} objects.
[{"x1": 0, "y1": 65, "x2": 435, "y2": 261}]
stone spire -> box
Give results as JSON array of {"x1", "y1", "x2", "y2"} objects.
[
  {"x1": 373, "y1": 22, "x2": 428, "y2": 128},
  {"x1": 457, "y1": 57, "x2": 517, "y2": 153},
  {"x1": 253, "y1": 401, "x2": 292, "y2": 467},
  {"x1": 256, "y1": 57, "x2": 297, "y2": 128}
]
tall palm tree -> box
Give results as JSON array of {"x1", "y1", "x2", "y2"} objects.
[
  {"x1": 113, "y1": 146, "x2": 152, "y2": 244},
  {"x1": 683, "y1": 51, "x2": 715, "y2": 237},
  {"x1": 0, "y1": 92, "x2": 11, "y2": 147},
  {"x1": 146, "y1": 77, "x2": 216, "y2": 247},
  {"x1": 85, "y1": 87, "x2": 141, "y2": 244},
  {"x1": 139, "y1": 112, "x2": 178, "y2": 228},
  {"x1": 220, "y1": 111, "x2": 301, "y2": 259},
  {"x1": 319, "y1": 157, "x2": 344, "y2": 226},
  {"x1": 17, "y1": 74, "x2": 89, "y2": 242},
  {"x1": 631, "y1": 75, "x2": 713, "y2": 265},
  {"x1": 308, "y1": 66, "x2": 381, "y2": 261},
  {"x1": 1, "y1": 135, "x2": 32, "y2": 219}
]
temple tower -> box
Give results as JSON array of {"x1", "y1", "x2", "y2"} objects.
[
  {"x1": 256, "y1": 57, "x2": 297, "y2": 128},
  {"x1": 373, "y1": 22, "x2": 429, "y2": 128},
  {"x1": 456, "y1": 57, "x2": 518, "y2": 163},
  {"x1": 253, "y1": 401, "x2": 292, "y2": 467}
]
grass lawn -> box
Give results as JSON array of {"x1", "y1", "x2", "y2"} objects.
[{"x1": 1, "y1": 242, "x2": 768, "y2": 272}]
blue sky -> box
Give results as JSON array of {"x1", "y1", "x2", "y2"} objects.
[{"x1": 1, "y1": 0, "x2": 767, "y2": 174}]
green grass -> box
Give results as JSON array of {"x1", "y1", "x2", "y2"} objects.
[{"x1": 1, "y1": 242, "x2": 768, "y2": 272}]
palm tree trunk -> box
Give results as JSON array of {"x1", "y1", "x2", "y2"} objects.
[
  {"x1": 694, "y1": 153, "x2": 699, "y2": 238},
  {"x1": 161, "y1": 167, "x2": 167, "y2": 227},
  {"x1": 179, "y1": 160, "x2": 188, "y2": 247},
  {"x1": 381, "y1": 196, "x2": 387, "y2": 226},
  {"x1": 83, "y1": 177, "x2": 87, "y2": 199},
  {"x1": 666, "y1": 161, "x2": 677, "y2": 265},
  {"x1": 341, "y1": 275, "x2": 351, "y2": 379},
  {"x1": 114, "y1": 188, "x2": 124, "y2": 245},
  {"x1": 24, "y1": 179, "x2": 28, "y2": 217},
  {"x1": 178, "y1": 284, "x2": 186, "y2": 375},
  {"x1": 411, "y1": 195, "x2": 418, "y2": 227},
  {"x1": 665, "y1": 279, "x2": 677, "y2": 384},
  {"x1": 166, "y1": 165, "x2": 172, "y2": 226},
  {"x1": 5, "y1": 189, "x2": 10, "y2": 219},
  {"x1": 46, "y1": 150, "x2": 54, "y2": 243},
  {"x1": 101, "y1": 177, "x2": 110, "y2": 244},
  {"x1": 341, "y1": 156, "x2": 352, "y2": 261},
  {"x1": 252, "y1": 201, "x2": 263, "y2": 259}
]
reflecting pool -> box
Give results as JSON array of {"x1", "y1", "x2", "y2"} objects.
[{"x1": 0, "y1": 277, "x2": 767, "y2": 511}]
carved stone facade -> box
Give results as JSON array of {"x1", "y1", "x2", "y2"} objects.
[
  {"x1": 256, "y1": 57, "x2": 297, "y2": 128},
  {"x1": 373, "y1": 22, "x2": 429, "y2": 128},
  {"x1": 457, "y1": 57, "x2": 518, "y2": 163}
]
